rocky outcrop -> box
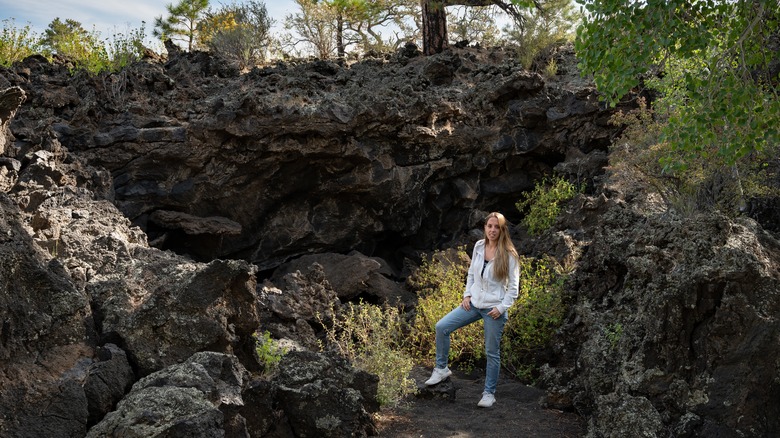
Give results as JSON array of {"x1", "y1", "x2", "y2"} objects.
[
  {"x1": 2, "y1": 44, "x2": 621, "y2": 270},
  {"x1": 8, "y1": 140, "x2": 262, "y2": 377},
  {"x1": 0, "y1": 193, "x2": 95, "y2": 437},
  {"x1": 539, "y1": 184, "x2": 780, "y2": 437},
  {"x1": 0, "y1": 86, "x2": 24, "y2": 155},
  {"x1": 86, "y1": 352, "x2": 253, "y2": 437},
  {"x1": 5, "y1": 38, "x2": 778, "y2": 437},
  {"x1": 0, "y1": 85, "x2": 379, "y2": 436}
]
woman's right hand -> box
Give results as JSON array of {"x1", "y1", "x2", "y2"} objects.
[{"x1": 461, "y1": 296, "x2": 471, "y2": 311}]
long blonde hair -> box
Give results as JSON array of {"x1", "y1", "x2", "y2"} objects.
[{"x1": 483, "y1": 212, "x2": 519, "y2": 282}]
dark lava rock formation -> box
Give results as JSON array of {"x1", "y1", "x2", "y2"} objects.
[
  {"x1": 1, "y1": 43, "x2": 614, "y2": 271},
  {"x1": 2, "y1": 41, "x2": 779, "y2": 438}
]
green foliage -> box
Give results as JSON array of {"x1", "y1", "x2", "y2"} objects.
[
  {"x1": 0, "y1": 19, "x2": 43, "y2": 67},
  {"x1": 605, "y1": 322, "x2": 623, "y2": 351},
  {"x1": 18, "y1": 18, "x2": 147, "y2": 74},
  {"x1": 254, "y1": 330, "x2": 287, "y2": 375},
  {"x1": 516, "y1": 175, "x2": 581, "y2": 235},
  {"x1": 321, "y1": 301, "x2": 417, "y2": 407},
  {"x1": 407, "y1": 249, "x2": 568, "y2": 382},
  {"x1": 154, "y1": 0, "x2": 210, "y2": 51},
  {"x1": 200, "y1": 1, "x2": 274, "y2": 69},
  {"x1": 576, "y1": 0, "x2": 780, "y2": 168},
  {"x1": 39, "y1": 18, "x2": 107, "y2": 73},
  {"x1": 103, "y1": 25, "x2": 148, "y2": 72},
  {"x1": 504, "y1": 0, "x2": 580, "y2": 69},
  {"x1": 407, "y1": 248, "x2": 486, "y2": 372},
  {"x1": 543, "y1": 57, "x2": 558, "y2": 79},
  {"x1": 609, "y1": 94, "x2": 779, "y2": 216},
  {"x1": 1, "y1": 17, "x2": 145, "y2": 73},
  {"x1": 502, "y1": 255, "x2": 567, "y2": 380},
  {"x1": 41, "y1": 18, "x2": 91, "y2": 57}
]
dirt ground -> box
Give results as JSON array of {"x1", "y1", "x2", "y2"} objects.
[{"x1": 374, "y1": 366, "x2": 585, "y2": 438}]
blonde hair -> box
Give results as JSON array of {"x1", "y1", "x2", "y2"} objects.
[{"x1": 483, "y1": 212, "x2": 519, "y2": 282}]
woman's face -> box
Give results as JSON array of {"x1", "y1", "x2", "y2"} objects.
[{"x1": 485, "y1": 217, "x2": 501, "y2": 244}]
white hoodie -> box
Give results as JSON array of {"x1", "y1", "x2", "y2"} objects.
[{"x1": 464, "y1": 239, "x2": 520, "y2": 315}]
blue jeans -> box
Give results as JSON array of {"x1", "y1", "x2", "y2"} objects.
[{"x1": 434, "y1": 305, "x2": 507, "y2": 394}]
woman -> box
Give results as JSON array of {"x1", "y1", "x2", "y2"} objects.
[{"x1": 424, "y1": 212, "x2": 520, "y2": 408}]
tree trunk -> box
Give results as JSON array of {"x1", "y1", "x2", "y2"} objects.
[
  {"x1": 336, "y1": 13, "x2": 345, "y2": 58},
  {"x1": 421, "y1": 1, "x2": 448, "y2": 55}
]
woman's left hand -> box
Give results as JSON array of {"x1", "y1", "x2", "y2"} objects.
[{"x1": 487, "y1": 307, "x2": 501, "y2": 319}]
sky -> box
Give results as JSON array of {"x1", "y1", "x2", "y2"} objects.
[
  {"x1": 0, "y1": 0, "x2": 515, "y2": 53},
  {"x1": 0, "y1": 0, "x2": 300, "y2": 46}
]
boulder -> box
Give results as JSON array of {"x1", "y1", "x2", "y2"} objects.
[
  {"x1": 271, "y1": 251, "x2": 415, "y2": 307},
  {"x1": 273, "y1": 350, "x2": 379, "y2": 437},
  {"x1": 86, "y1": 352, "x2": 250, "y2": 437}
]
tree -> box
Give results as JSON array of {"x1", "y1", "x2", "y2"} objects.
[
  {"x1": 446, "y1": 5, "x2": 501, "y2": 47},
  {"x1": 335, "y1": 0, "x2": 417, "y2": 54},
  {"x1": 283, "y1": 0, "x2": 415, "y2": 58},
  {"x1": 199, "y1": 1, "x2": 274, "y2": 68},
  {"x1": 153, "y1": 0, "x2": 209, "y2": 51},
  {"x1": 421, "y1": 1, "x2": 449, "y2": 54},
  {"x1": 575, "y1": 0, "x2": 780, "y2": 168},
  {"x1": 40, "y1": 18, "x2": 99, "y2": 59},
  {"x1": 38, "y1": 18, "x2": 115, "y2": 73},
  {"x1": 420, "y1": 1, "x2": 540, "y2": 55},
  {"x1": 283, "y1": 0, "x2": 337, "y2": 58}
]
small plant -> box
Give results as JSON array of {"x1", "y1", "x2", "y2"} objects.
[
  {"x1": 516, "y1": 175, "x2": 581, "y2": 236},
  {"x1": 320, "y1": 301, "x2": 416, "y2": 407},
  {"x1": 503, "y1": 0, "x2": 580, "y2": 70},
  {"x1": 102, "y1": 24, "x2": 147, "y2": 71},
  {"x1": 0, "y1": 19, "x2": 43, "y2": 67},
  {"x1": 254, "y1": 330, "x2": 286, "y2": 375},
  {"x1": 501, "y1": 255, "x2": 567, "y2": 380},
  {"x1": 543, "y1": 58, "x2": 558, "y2": 79},
  {"x1": 605, "y1": 322, "x2": 623, "y2": 351}
]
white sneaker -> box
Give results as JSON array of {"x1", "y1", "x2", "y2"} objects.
[
  {"x1": 477, "y1": 392, "x2": 495, "y2": 407},
  {"x1": 424, "y1": 367, "x2": 452, "y2": 385}
]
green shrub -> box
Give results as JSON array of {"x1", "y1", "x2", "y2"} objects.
[
  {"x1": 502, "y1": 255, "x2": 567, "y2": 380},
  {"x1": 503, "y1": 0, "x2": 580, "y2": 70},
  {"x1": 406, "y1": 248, "x2": 486, "y2": 372},
  {"x1": 516, "y1": 175, "x2": 581, "y2": 235},
  {"x1": 200, "y1": 0, "x2": 274, "y2": 69},
  {"x1": 103, "y1": 24, "x2": 147, "y2": 71},
  {"x1": 408, "y1": 249, "x2": 568, "y2": 382},
  {"x1": 254, "y1": 330, "x2": 286, "y2": 376},
  {"x1": 1, "y1": 17, "x2": 147, "y2": 74},
  {"x1": 321, "y1": 301, "x2": 416, "y2": 407},
  {"x1": 0, "y1": 19, "x2": 42, "y2": 67}
]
